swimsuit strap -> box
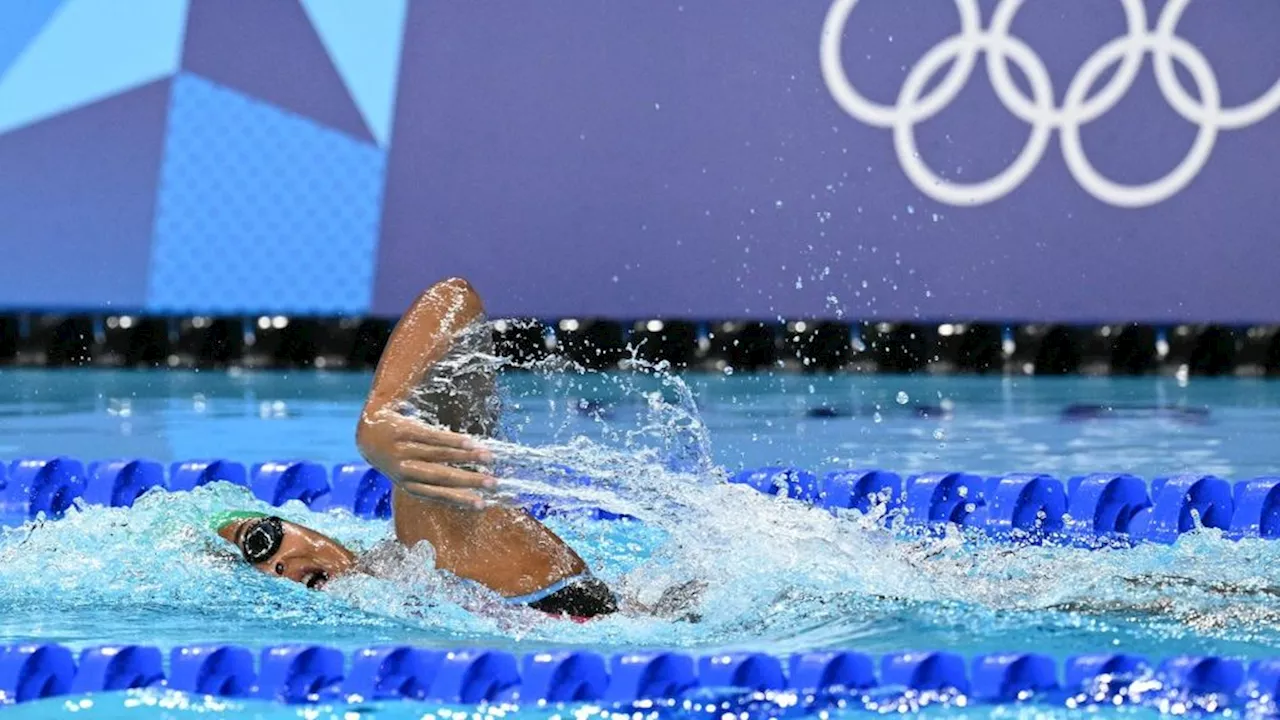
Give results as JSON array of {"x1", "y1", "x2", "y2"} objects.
[
  {"x1": 463, "y1": 574, "x2": 619, "y2": 619},
  {"x1": 502, "y1": 573, "x2": 591, "y2": 605}
]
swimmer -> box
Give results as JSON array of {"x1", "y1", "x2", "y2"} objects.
[{"x1": 212, "y1": 278, "x2": 622, "y2": 620}]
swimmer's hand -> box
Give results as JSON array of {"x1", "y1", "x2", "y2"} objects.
[{"x1": 357, "y1": 408, "x2": 497, "y2": 509}]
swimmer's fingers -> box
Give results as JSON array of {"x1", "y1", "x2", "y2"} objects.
[
  {"x1": 390, "y1": 418, "x2": 482, "y2": 451},
  {"x1": 397, "y1": 459, "x2": 497, "y2": 492},
  {"x1": 394, "y1": 441, "x2": 492, "y2": 465},
  {"x1": 396, "y1": 480, "x2": 487, "y2": 509}
]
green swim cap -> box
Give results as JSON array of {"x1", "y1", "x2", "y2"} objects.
[{"x1": 208, "y1": 510, "x2": 267, "y2": 533}]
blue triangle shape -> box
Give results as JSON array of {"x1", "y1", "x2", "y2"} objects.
[
  {"x1": 300, "y1": 0, "x2": 407, "y2": 147},
  {"x1": 0, "y1": 0, "x2": 68, "y2": 81},
  {"x1": 0, "y1": 0, "x2": 187, "y2": 135}
]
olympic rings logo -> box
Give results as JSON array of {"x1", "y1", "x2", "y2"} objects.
[{"x1": 820, "y1": 0, "x2": 1280, "y2": 207}]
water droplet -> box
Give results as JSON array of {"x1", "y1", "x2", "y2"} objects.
[
  {"x1": 896, "y1": 391, "x2": 909, "y2": 405},
  {"x1": 907, "y1": 205, "x2": 915, "y2": 215}
]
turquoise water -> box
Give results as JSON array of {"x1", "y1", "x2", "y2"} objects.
[{"x1": 2, "y1": 369, "x2": 1280, "y2": 718}]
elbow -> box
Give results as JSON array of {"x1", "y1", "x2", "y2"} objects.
[
  {"x1": 424, "y1": 277, "x2": 479, "y2": 306},
  {"x1": 436, "y1": 276, "x2": 476, "y2": 294},
  {"x1": 354, "y1": 412, "x2": 377, "y2": 462},
  {"x1": 419, "y1": 277, "x2": 485, "y2": 324}
]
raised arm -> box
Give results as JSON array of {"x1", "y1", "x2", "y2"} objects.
[
  {"x1": 356, "y1": 278, "x2": 594, "y2": 600},
  {"x1": 356, "y1": 277, "x2": 497, "y2": 507}
]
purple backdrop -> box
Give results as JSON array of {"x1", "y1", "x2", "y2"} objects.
[{"x1": 374, "y1": 0, "x2": 1280, "y2": 322}]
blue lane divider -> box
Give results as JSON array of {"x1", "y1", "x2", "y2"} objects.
[
  {"x1": 903, "y1": 473, "x2": 985, "y2": 528},
  {"x1": 1065, "y1": 474, "x2": 1150, "y2": 538},
  {"x1": 84, "y1": 460, "x2": 165, "y2": 508},
  {"x1": 699, "y1": 653, "x2": 787, "y2": 691},
  {"x1": 250, "y1": 462, "x2": 330, "y2": 508},
  {"x1": 0, "y1": 457, "x2": 629, "y2": 525},
  {"x1": 169, "y1": 460, "x2": 248, "y2": 492},
  {"x1": 604, "y1": 652, "x2": 697, "y2": 702},
  {"x1": 309, "y1": 464, "x2": 393, "y2": 519},
  {"x1": 168, "y1": 645, "x2": 255, "y2": 698},
  {"x1": 0, "y1": 644, "x2": 76, "y2": 705},
  {"x1": 3, "y1": 643, "x2": 1280, "y2": 708},
  {"x1": 430, "y1": 649, "x2": 521, "y2": 704},
  {"x1": 1063, "y1": 654, "x2": 1149, "y2": 688},
  {"x1": 820, "y1": 470, "x2": 902, "y2": 513},
  {"x1": 4, "y1": 458, "x2": 86, "y2": 520},
  {"x1": 971, "y1": 653, "x2": 1057, "y2": 701},
  {"x1": 520, "y1": 651, "x2": 609, "y2": 703},
  {"x1": 1159, "y1": 657, "x2": 1245, "y2": 696},
  {"x1": 979, "y1": 474, "x2": 1067, "y2": 538},
  {"x1": 787, "y1": 651, "x2": 875, "y2": 692},
  {"x1": 726, "y1": 465, "x2": 1280, "y2": 546},
  {"x1": 256, "y1": 645, "x2": 345, "y2": 703},
  {"x1": 70, "y1": 646, "x2": 164, "y2": 693},
  {"x1": 344, "y1": 646, "x2": 438, "y2": 702},
  {"x1": 1143, "y1": 476, "x2": 1234, "y2": 544},
  {"x1": 6, "y1": 456, "x2": 1280, "y2": 547},
  {"x1": 880, "y1": 651, "x2": 968, "y2": 693},
  {"x1": 1231, "y1": 478, "x2": 1280, "y2": 539},
  {"x1": 728, "y1": 467, "x2": 821, "y2": 501}
]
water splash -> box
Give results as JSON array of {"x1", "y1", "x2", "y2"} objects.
[{"x1": 2, "y1": 328, "x2": 1280, "y2": 662}]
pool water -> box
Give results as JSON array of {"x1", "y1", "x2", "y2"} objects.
[{"x1": 2, "y1": 368, "x2": 1279, "y2": 719}]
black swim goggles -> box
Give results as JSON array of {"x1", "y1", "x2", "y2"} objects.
[{"x1": 240, "y1": 516, "x2": 284, "y2": 564}]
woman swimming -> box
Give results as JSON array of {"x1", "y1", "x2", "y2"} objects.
[{"x1": 213, "y1": 278, "x2": 620, "y2": 619}]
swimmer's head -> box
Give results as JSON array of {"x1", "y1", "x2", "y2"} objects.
[{"x1": 212, "y1": 512, "x2": 357, "y2": 590}]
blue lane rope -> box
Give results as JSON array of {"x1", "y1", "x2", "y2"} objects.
[
  {"x1": 725, "y1": 466, "x2": 1280, "y2": 544},
  {"x1": 2, "y1": 457, "x2": 1279, "y2": 544},
  {"x1": 0, "y1": 457, "x2": 636, "y2": 524},
  {"x1": 2, "y1": 460, "x2": 1280, "y2": 709},
  {"x1": 2, "y1": 643, "x2": 1278, "y2": 708}
]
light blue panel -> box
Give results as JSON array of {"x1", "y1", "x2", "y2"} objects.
[
  {"x1": 148, "y1": 73, "x2": 385, "y2": 315},
  {"x1": 0, "y1": 0, "x2": 187, "y2": 135},
  {"x1": 299, "y1": 0, "x2": 407, "y2": 147},
  {"x1": 0, "y1": 0, "x2": 67, "y2": 81}
]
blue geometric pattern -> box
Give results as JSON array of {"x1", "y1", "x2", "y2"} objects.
[
  {"x1": 0, "y1": 0, "x2": 66, "y2": 81},
  {"x1": 147, "y1": 73, "x2": 386, "y2": 314},
  {"x1": 0, "y1": 0, "x2": 188, "y2": 135},
  {"x1": 300, "y1": 0, "x2": 408, "y2": 147}
]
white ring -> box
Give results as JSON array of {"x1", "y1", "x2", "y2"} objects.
[
  {"x1": 820, "y1": 0, "x2": 983, "y2": 128},
  {"x1": 1152, "y1": 0, "x2": 1280, "y2": 130},
  {"x1": 821, "y1": 0, "x2": 1280, "y2": 208},
  {"x1": 1060, "y1": 34, "x2": 1221, "y2": 208},
  {"x1": 985, "y1": 0, "x2": 1148, "y2": 126},
  {"x1": 895, "y1": 34, "x2": 1056, "y2": 206}
]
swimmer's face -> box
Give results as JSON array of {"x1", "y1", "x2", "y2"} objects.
[{"x1": 217, "y1": 516, "x2": 357, "y2": 590}]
